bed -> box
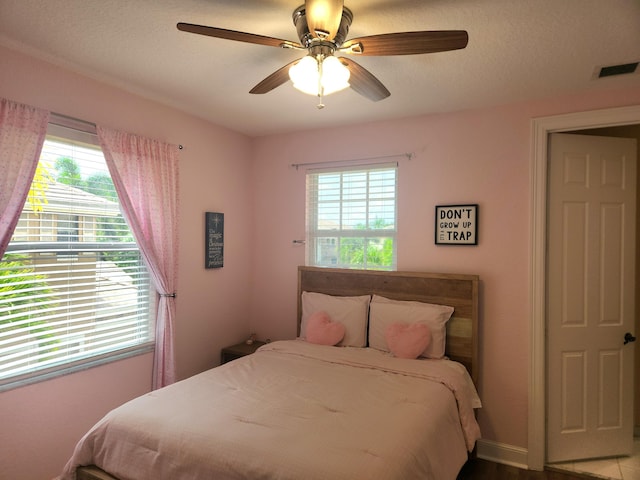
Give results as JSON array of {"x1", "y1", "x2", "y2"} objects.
[{"x1": 60, "y1": 266, "x2": 481, "y2": 480}]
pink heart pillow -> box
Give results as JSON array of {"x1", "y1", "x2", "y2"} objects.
[
  {"x1": 385, "y1": 322, "x2": 432, "y2": 359},
  {"x1": 305, "y1": 311, "x2": 346, "y2": 346}
]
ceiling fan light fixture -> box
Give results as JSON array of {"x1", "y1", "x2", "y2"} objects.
[
  {"x1": 305, "y1": 0, "x2": 344, "y2": 40},
  {"x1": 289, "y1": 55, "x2": 350, "y2": 96}
]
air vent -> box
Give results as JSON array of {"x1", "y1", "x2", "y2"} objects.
[{"x1": 597, "y1": 62, "x2": 639, "y2": 78}]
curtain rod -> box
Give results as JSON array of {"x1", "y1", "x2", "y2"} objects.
[
  {"x1": 49, "y1": 112, "x2": 184, "y2": 150},
  {"x1": 290, "y1": 152, "x2": 412, "y2": 170}
]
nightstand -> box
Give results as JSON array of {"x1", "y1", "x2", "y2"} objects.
[{"x1": 220, "y1": 341, "x2": 266, "y2": 364}]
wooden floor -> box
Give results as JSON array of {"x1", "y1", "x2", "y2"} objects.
[{"x1": 457, "y1": 458, "x2": 597, "y2": 480}]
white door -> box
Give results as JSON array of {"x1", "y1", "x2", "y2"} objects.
[{"x1": 546, "y1": 133, "x2": 637, "y2": 463}]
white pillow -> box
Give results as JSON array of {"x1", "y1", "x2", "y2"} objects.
[
  {"x1": 368, "y1": 295, "x2": 454, "y2": 359},
  {"x1": 300, "y1": 291, "x2": 370, "y2": 347}
]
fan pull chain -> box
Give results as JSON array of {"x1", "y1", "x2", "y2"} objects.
[{"x1": 316, "y1": 56, "x2": 325, "y2": 109}]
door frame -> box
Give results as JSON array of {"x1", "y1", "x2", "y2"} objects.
[{"x1": 529, "y1": 104, "x2": 640, "y2": 470}]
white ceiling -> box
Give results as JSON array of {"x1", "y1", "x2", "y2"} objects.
[{"x1": 1, "y1": 0, "x2": 639, "y2": 137}]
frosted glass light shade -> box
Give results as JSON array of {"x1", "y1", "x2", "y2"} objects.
[
  {"x1": 289, "y1": 56, "x2": 321, "y2": 95},
  {"x1": 289, "y1": 55, "x2": 350, "y2": 96},
  {"x1": 321, "y1": 56, "x2": 350, "y2": 94},
  {"x1": 306, "y1": 0, "x2": 344, "y2": 40}
]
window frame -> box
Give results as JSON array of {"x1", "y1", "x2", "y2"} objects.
[
  {"x1": 0, "y1": 117, "x2": 155, "y2": 392},
  {"x1": 305, "y1": 162, "x2": 398, "y2": 270}
]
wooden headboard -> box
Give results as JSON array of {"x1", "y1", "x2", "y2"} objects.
[{"x1": 297, "y1": 266, "x2": 479, "y2": 384}]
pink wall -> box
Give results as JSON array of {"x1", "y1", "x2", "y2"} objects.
[
  {"x1": 0, "y1": 45, "x2": 254, "y2": 480},
  {"x1": 249, "y1": 87, "x2": 640, "y2": 449},
  {"x1": 2, "y1": 42, "x2": 640, "y2": 479}
]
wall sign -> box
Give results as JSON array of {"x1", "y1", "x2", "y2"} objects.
[
  {"x1": 205, "y1": 212, "x2": 224, "y2": 268},
  {"x1": 435, "y1": 204, "x2": 478, "y2": 245}
]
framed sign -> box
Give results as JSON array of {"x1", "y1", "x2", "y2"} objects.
[
  {"x1": 205, "y1": 212, "x2": 224, "y2": 268},
  {"x1": 435, "y1": 204, "x2": 478, "y2": 245}
]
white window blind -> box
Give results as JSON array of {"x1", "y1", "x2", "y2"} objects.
[
  {"x1": 0, "y1": 122, "x2": 154, "y2": 389},
  {"x1": 306, "y1": 163, "x2": 397, "y2": 270}
]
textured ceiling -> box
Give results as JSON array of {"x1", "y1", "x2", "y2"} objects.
[{"x1": 0, "y1": 0, "x2": 639, "y2": 137}]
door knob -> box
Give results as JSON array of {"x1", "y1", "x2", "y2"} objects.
[{"x1": 624, "y1": 332, "x2": 637, "y2": 345}]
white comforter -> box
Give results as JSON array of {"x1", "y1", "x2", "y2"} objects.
[{"x1": 59, "y1": 340, "x2": 481, "y2": 480}]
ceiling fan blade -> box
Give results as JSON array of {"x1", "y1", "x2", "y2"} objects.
[
  {"x1": 341, "y1": 30, "x2": 468, "y2": 56},
  {"x1": 249, "y1": 59, "x2": 301, "y2": 94},
  {"x1": 305, "y1": 0, "x2": 344, "y2": 40},
  {"x1": 340, "y1": 57, "x2": 390, "y2": 102},
  {"x1": 177, "y1": 23, "x2": 302, "y2": 49}
]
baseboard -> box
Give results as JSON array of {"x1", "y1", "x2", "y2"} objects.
[{"x1": 476, "y1": 439, "x2": 530, "y2": 470}]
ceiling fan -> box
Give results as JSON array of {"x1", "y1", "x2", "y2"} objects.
[{"x1": 177, "y1": 0, "x2": 468, "y2": 107}]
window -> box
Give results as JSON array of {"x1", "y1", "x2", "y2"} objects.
[
  {"x1": 306, "y1": 163, "x2": 397, "y2": 270},
  {"x1": 0, "y1": 122, "x2": 154, "y2": 389},
  {"x1": 56, "y1": 214, "x2": 80, "y2": 242}
]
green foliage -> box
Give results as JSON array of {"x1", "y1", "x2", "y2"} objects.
[
  {"x1": 85, "y1": 172, "x2": 117, "y2": 200},
  {"x1": 55, "y1": 157, "x2": 83, "y2": 187},
  {"x1": 379, "y1": 238, "x2": 394, "y2": 266},
  {"x1": 339, "y1": 238, "x2": 365, "y2": 267},
  {"x1": 0, "y1": 254, "x2": 59, "y2": 352},
  {"x1": 369, "y1": 218, "x2": 390, "y2": 230},
  {"x1": 337, "y1": 217, "x2": 394, "y2": 269},
  {"x1": 339, "y1": 237, "x2": 394, "y2": 269}
]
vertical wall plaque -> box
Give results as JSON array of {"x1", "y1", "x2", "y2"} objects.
[{"x1": 205, "y1": 212, "x2": 224, "y2": 268}]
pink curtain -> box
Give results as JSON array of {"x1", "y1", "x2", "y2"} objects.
[
  {"x1": 0, "y1": 98, "x2": 49, "y2": 257},
  {"x1": 97, "y1": 126, "x2": 179, "y2": 389}
]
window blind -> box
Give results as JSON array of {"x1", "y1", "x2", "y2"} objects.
[
  {"x1": 0, "y1": 126, "x2": 153, "y2": 388},
  {"x1": 306, "y1": 162, "x2": 397, "y2": 270}
]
